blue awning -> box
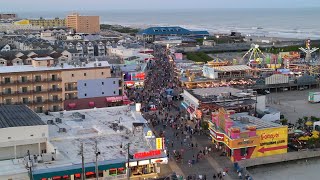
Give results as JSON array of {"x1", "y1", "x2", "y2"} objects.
[{"x1": 180, "y1": 102, "x2": 188, "y2": 109}]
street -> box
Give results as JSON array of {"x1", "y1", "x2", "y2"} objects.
[{"x1": 127, "y1": 45, "x2": 241, "y2": 180}]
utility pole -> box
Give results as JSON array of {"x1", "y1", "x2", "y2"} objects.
[
  {"x1": 94, "y1": 140, "x2": 100, "y2": 180},
  {"x1": 27, "y1": 150, "x2": 33, "y2": 180},
  {"x1": 127, "y1": 143, "x2": 130, "y2": 180},
  {"x1": 80, "y1": 142, "x2": 86, "y2": 180}
]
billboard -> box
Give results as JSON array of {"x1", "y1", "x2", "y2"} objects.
[{"x1": 253, "y1": 127, "x2": 288, "y2": 157}]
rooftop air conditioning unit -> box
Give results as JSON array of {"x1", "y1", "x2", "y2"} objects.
[
  {"x1": 58, "y1": 128, "x2": 66, "y2": 133},
  {"x1": 98, "y1": 63, "x2": 101, "y2": 66},
  {"x1": 47, "y1": 120, "x2": 54, "y2": 125},
  {"x1": 55, "y1": 118, "x2": 62, "y2": 123}
]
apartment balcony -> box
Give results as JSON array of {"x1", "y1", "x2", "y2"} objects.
[
  {"x1": 48, "y1": 78, "x2": 62, "y2": 82},
  {"x1": 48, "y1": 98, "x2": 63, "y2": 103},
  {"x1": 0, "y1": 80, "x2": 18, "y2": 85},
  {"x1": 33, "y1": 100, "x2": 48, "y2": 105},
  {"x1": 15, "y1": 101, "x2": 33, "y2": 105},
  {"x1": 65, "y1": 87, "x2": 78, "y2": 91},
  {"x1": 48, "y1": 88, "x2": 62, "y2": 92},
  {"x1": 17, "y1": 90, "x2": 34, "y2": 95},
  {"x1": 17, "y1": 80, "x2": 33, "y2": 84},
  {"x1": 2, "y1": 91, "x2": 18, "y2": 96},
  {"x1": 33, "y1": 79, "x2": 48, "y2": 83},
  {"x1": 65, "y1": 97, "x2": 78, "y2": 100}
]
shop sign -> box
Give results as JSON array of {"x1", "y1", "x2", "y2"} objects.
[
  {"x1": 210, "y1": 128, "x2": 225, "y2": 142},
  {"x1": 145, "y1": 130, "x2": 155, "y2": 138},
  {"x1": 134, "y1": 150, "x2": 161, "y2": 159},
  {"x1": 230, "y1": 137, "x2": 260, "y2": 149},
  {"x1": 151, "y1": 157, "x2": 168, "y2": 164},
  {"x1": 257, "y1": 127, "x2": 288, "y2": 155},
  {"x1": 156, "y1": 138, "x2": 164, "y2": 150}
]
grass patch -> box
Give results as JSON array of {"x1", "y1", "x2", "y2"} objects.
[{"x1": 186, "y1": 52, "x2": 213, "y2": 62}]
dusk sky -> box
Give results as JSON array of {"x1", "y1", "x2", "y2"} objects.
[{"x1": 0, "y1": 0, "x2": 319, "y2": 11}]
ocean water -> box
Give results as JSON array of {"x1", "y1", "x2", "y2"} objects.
[
  {"x1": 18, "y1": 8, "x2": 320, "y2": 39},
  {"x1": 249, "y1": 158, "x2": 320, "y2": 180}
]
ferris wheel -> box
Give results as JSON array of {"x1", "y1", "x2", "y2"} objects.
[{"x1": 242, "y1": 44, "x2": 266, "y2": 65}]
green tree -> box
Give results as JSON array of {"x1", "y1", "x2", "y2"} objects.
[
  {"x1": 297, "y1": 118, "x2": 303, "y2": 126},
  {"x1": 280, "y1": 119, "x2": 288, "y2": 125},
  {"x1": 303, "y1": 116, "x2": 309, "y2": 123}
]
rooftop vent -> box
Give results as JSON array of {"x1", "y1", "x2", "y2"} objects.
[
  {"x1": 55, "y1": 118, "x2": 62, "y2": 123},
  {"x1": 58, "y1": 128, "x2": 67, "y2": 133},
  {"x1": 47, "y1": 120, "x2": 54, "y2": 125}
]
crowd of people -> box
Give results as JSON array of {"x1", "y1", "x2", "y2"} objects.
[{"x1": 126, "y1": 46, "x2": 252, "y2": 179}]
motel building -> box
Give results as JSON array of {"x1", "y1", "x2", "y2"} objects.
[
  {"x1": 1, "y1": 105, "x2": 167, "y2": 180},
  {"x1": 209, "y1": 108, "x2": 288, "y2": 162}
]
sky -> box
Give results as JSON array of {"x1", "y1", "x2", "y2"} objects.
[{"x1": 0, "y1": 0, "x2": 319, "y2": 12}]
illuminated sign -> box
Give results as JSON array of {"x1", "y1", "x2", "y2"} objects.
[
  {"x1": 156, "y1": 138, "x2": 164, "y2": 150},
  {"x1": 145, "y1": 130, "x2": 154, "y2": 138},
  {"x1": 134, "y1": 150, "x2": 161, "y2": 159},
  {"x1": 210, "y1": 128, "x2": 225, "y2": 142}
]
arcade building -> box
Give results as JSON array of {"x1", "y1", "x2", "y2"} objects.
[{"x1": 209, "y1": 108, "x2": 288, "y2": 162}]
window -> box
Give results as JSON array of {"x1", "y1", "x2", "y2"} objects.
[
  {"x1": 102, "y1": 82, "x2": 104, "y2": 85},
  {"x1": 21, "y1": 76, "x2": 27, "y2": 82},
  {"x1": 30, "y1": 134, "x2": 34, "y2": 137},
  {"x1": 36, "y1": 96, "x2": 42, "y2": 103},
  {"x1": 4, "y1": 77, "x2": 10, "y2": 83},
  {"x1": 35, "y1": 75, "x2": 41, "y2": 82},
  {"x1": 8, "y1": 137, "x2": 11, "y2": 139},
  {"x1": 113, "y1": 81, "x2": 116, "y2": 84},
  {"x1": 101, "y1": 72, "x2": 104, "y2": 75},
  {"x1": 72, "y1": 74, "x2": 74, "y2": 77},
  {"x1": 113, "y1": 91, "x2": 116, "y2": 94},
  {"x1": 53, "y1": 95, "x2": 58, "y2": 101},
  {"x1": 84, "y1": 93, "x2": 87, "y2": 97},
  {"x1": 5, "y1": 99, "x2": 11, "y2": 105},
  {"x1": 84, "y1": 73, "x2": 86, "y2": 76},
  {"x1": 22, "y1": 87, "x2": 28, "y2": 93},
  {"x1": 84, "y1": 83, "x2": 87, "y2": 86},
  {"x1": 102, "y1": 92, "x2": 104, "y2": 95},
  {"x1": 36, "y1": 86, "x2": 42, "y2": 92},
  {"x1": 23, "y1": 98, "x2": 29, "y2": 104},
  {"x1": 5, "y1": 88, "x2": 11, "y2": 94}
]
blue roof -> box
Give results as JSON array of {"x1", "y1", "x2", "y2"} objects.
[
  {"x1": 137, "y1": 26, "x2": 191, "y2": 36},
  {"x1": 190, "y1": 30, "x2": 210, "y2": 35}
]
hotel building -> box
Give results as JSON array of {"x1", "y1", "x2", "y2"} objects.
[
  {"x1": 0, "y1": 57, "x2": 124, "y2": 113},
  {"x1": 66, "y1": 13, "x2": 100, "y2": 34}
]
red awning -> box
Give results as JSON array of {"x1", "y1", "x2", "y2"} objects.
[
  {"x1": 123, "y1": 100, "x2": 133, "y2": 105},
  {"x1": 88, "y1": 101, "x2": 95, "y2": 107},
  {"x1": 68, "y1": 103, "x2": 76, "y2": 108}
]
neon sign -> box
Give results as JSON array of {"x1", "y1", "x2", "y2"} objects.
[{"x1": 134, "y1": 150, "x2": 161, "y2": 159}]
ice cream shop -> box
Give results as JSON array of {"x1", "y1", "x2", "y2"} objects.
[{"x1": 209, "y1": 108, "x2": 288, "y2": 162}]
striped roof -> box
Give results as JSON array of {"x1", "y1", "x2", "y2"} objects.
[{"x1": 213, "y1": 65, "x2": 252, "y2": 72}]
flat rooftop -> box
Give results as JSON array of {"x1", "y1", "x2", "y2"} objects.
[
  {"x1": 188, "y1": 87, "x2": 242, "y2": 98},
  {"x1": 0, "y1": 105, "x2": 46, "y2": 128},
  {"x1": 230, "y1": 112, "x2": 282, "y2": 132},
  {"x1": 0, "y1": 61, "x2": 110, "y2": 74},
  {"x1": 212, "y1": 65, "x2": 252, "y2": 72},
  {"x1": 37, "y1": 106, "x2": 160, "y2": 166}
]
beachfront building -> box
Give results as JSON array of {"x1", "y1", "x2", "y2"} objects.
[
  {"x1": 137, "y1": 26, "x2": 209, "y2": 42},
  {"x1": 174, "y1": 61, "x2": 255, "y2": 89},
  {"x1": 66, "y1": 13, "x2": 100, "y2": 34},
  {"x1": 0, "y1": 106, "x2": 168, "y2": 180},
  {"x1": 209, "y1": 108, "x2": 288, "y2": 162},
  {"x1": 180, "y1": 87, "x2": 260, "y2": 120},
  {"x1": 0, "y1": 57, "x2": 124, "y2": 112}
]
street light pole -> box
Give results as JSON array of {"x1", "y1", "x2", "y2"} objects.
[
  {"x1": 126, "y1": 143, "x2": 131, "y2": 180},
  {"x1": 27, "y1": 150, "x2": 33, "y2": 180},
  {"x1": 80, "y1": 142, "x2": 86, "y2": 180},
  {"x1": 94, "y1": 141, "x2": 100, "y2": 180}
]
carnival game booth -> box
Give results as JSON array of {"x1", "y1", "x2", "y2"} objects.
[{"x1": 209, "y1": 108, "x2": 288, "y2": 162}]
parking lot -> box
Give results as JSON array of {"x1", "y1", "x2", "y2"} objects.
[{"x1": 266, "y1": 88, "x2": 320, "y2": 123}]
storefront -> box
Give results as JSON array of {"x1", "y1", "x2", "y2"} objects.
[
  {"x1": 210, "y1": 108, "x2": 288, "y2": 162},
  {"x1": 128, "y1": 150, "x2": 168, "y2": 178},
  {"x1": 32, "y1": 159, "x2": 126, "y2": 180}
]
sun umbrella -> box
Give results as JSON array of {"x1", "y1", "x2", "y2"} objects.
[{"x1": 306, "y1": 121, "x2": 313, "y2": 126}]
